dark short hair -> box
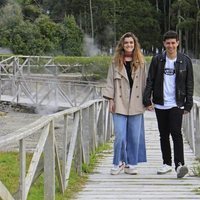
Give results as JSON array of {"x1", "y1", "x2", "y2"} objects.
[{"x1": 163, "y1": 30, "x2": 179, "y2": 41}]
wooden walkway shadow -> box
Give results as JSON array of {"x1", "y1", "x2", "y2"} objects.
[{"x1": 74, "y1": 111, "x2": 200, "y2": 200}]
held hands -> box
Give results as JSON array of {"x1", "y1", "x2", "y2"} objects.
[
  {"x1": 146, "y1": 105, "x2": 189, "y2": 114},
  {"x1": 109, "y1": 99, "x2": 115, "y2": 113},
  {"x1": 183, "y1": 110, "x2": 189, "y2": 114},
  {"x1": 146, "y1": 105, "x2": 154, "y2": 111}
]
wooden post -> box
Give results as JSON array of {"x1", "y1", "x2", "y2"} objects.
[
  {"x1": 102, "y1": 101, "x2": 106, "y2": 142},
  {"x1": 36, "y1": 82, "x2": 38, "y2": 106},
  {"x1": 19, "y1": 139, "x2": 26, "y2": 200},
  {"x1": 107, "y1": 101, "x2": 114, "y2": 139},
  {"x1": 74, "y1": 111, "x2": 82, "y2": 175},
  {"x1": 104, "y1": 101, "x2": 111, "y2": 141},
  {"x1": 195, "y1": 104, "x2": 200, "y2": 157},
  {"x1": 65, "y1": 112, "x2": 79, "y2": 187},
  {"x1": 97, "y1": 102, "x2": 104, "y2": 145},
  {"x1": 89, "y1": 103, "x2": 96, "y2": 153},
  {"x1": 184, "y1": 114, "x2": 190, "y2": 144},
  {"x1": 189, "y1": 108, "x2": 195, "y2": 152},
  {"x1": 0, "y1": 62, "x2": 1, "y2": 100},
  {"x1": 82, "y1": 107, "x2": 90, "y2": 164},
  {"x1": 62, "y1": 115, "x2": 68, "y2": 189},
  {"x1": 44, "y1": 120, "x2": 55, "y2": 200}
]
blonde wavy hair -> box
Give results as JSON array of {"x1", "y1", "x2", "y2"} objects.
[{"x1": 113, "y1": 32, "x2": 144, "y2": 71}]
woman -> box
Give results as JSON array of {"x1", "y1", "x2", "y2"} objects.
[{"x1": 103, "y1": 32, "x2": 147, "y2": 175}]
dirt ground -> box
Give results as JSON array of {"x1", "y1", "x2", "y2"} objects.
[
  {"x1": 0, "y1": 101, "x2": 41, "y2": 135},
  {"x1": 0, "y1": 101, "x2": 42, "y2": 151},
  {"x1": 0, "y1": 101, "x2": 69, "y2": 153}
]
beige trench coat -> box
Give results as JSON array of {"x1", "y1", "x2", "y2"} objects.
[{"x1": 103, "y1": 62, "x2": 146, "y2": 115}]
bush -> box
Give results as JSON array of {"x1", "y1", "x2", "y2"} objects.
[{"x1": 55, "y1": 56, "x2": 112, "y2": 80}]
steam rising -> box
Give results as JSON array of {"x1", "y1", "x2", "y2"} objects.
[
  {"x1": 35, "y1": 105, "x2": 59, "y2": 115},
  {"x1": 83, "y1": 34, "x2": 100, "y2": 56}
]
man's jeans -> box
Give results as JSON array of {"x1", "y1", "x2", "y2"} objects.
[
  {"x1": 155, "y1": 107, "x2": 184, "y2": 169},
  {"x1": 112, "y1": 113, "x2": 147, "y2": 165}
]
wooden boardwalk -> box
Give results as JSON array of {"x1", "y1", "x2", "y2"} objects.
[{"x1": 74, "y1": 111, "x2": 200, "y2": 200}]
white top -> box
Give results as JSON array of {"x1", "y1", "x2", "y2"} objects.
[{"x1": 155, "y1": 56, "x2": 177, "y2": 110}]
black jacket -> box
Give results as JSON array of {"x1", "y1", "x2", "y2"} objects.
[{"x1": 143, "y1": 52, "x2": 194, "y2": 112}]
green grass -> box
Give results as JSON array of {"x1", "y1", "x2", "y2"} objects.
[
  {"x1": 192, "y1": 158, "x2": 200, "y2": 177},
  {"x1": 0, "y1": 152, "x2": 21, "y2": 194},
  {"x1": 0, "y1": 143, "x2": 111, "y2": 200},
  {"x1": 191, "y1": 158, "x2": 200, "y2": 195}
]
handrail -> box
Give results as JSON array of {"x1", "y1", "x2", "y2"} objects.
[
  {"x1": 182, "y1": 97, "x2": 200, "y2": 158},
  {"x1": 0, "y1": 98, "x2": 113, "y2": 200},
  {"x1": 0, "y1": 55, "x2": 103, "y2": 107}
]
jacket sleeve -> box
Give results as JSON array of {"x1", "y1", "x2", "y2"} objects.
[
  {"x1": 143, "y1": 56, "x2": 157, "y2": 107},
  {"x1": 102, "y1": 63, "x2": 115, "y2": 100},
  {"x1": 142, "y1": 63, "x2": 147, "y2": 94},
  {"x1": 184, "y1": 57, "x2": 194, "y2": 112}
]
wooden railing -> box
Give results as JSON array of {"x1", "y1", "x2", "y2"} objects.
[
  {"x1": 0, "y1": 56, "x2": 103, "y2": 107},
  {"x1": 182, "y1": 98, "x2": 200, "y2": 158},
  {"x1": 0, "y1": 99, "x2": 112, "y2": 200}
]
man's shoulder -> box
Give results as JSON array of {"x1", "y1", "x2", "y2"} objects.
[
  {"x1": 152, "y1": 52, "x2": 165, "y2": 62},
  {"x1": 178, "y1": 52, "x2": 192, "y2": 62}
]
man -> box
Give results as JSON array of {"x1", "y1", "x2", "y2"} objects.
[{"x1": 143, "y1": 30, "x2": 194, "y2": 178}]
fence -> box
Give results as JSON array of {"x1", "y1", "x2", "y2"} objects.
[
  {"x1": 182, "y1": 98, "x2": 200, "y2": 158},
  {"x1": 0, "y1": 99, "x2": 112, "y2": 200},
  {"x1": 0, "y1": 56, "x2": 103, "y2": 107}
]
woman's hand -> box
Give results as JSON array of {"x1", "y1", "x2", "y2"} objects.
[
  {"x1": 183, "y1": 110, "x2": 189, "y2": 114},
  {"x1": 109, "y1": 99, "x2": 115, "y2": 113},
  {"x1": 146, "y1": 105, "x2": 154, "y2": 111}
]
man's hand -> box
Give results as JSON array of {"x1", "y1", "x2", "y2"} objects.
[
  {"x1": 183, "y1": 110, "x2": 189, "y2": 114},
  {"x1": 146, "y1": 105, "x2": 154, "y2": 111}
]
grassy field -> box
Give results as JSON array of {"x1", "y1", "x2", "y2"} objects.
[{"x1": 0, "y1": 143, "x2": 111, "y2": 200}]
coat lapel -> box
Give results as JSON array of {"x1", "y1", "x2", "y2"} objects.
[{"x1": 118, "y1": 65, "x2": 129, "y2": 81}]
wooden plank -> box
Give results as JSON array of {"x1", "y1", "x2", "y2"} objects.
[
  {"x1": 82, "y1": 107, "x2": 90, "y2": 164},
  {"x1": 0, "y1": 181, "x2": 15, "y2": 200},
  {"x1": 25, "y1": 124, "x2": 50, "y2": 199},
  {"x1": 74, "y1": 113, "x2": 82, "y2": 175},
  {"x1": 0, "y1": 116, "x2": 50, "y2": 148},
  {"x1": 62, "y1": 115, "x2": 68, "y2": 189},
  {"x1": 194, "y1": 105, "x2": 200, "y2": 157},
  {"x1": 74, "y1": 111, "x2": 200, "y2": 200},
  {"x1": 19, "y1": 139, "x2": 26, "y2": 200},
  {"x1": 65, "y1": 112, "x2": 80, "y2": 187},
  {"x1": 44, "y1": 121, "x2": 55, "y2": 200},
  {"x1": 54, "y1": 137, "x2": 64, "y2": 194},
  {"x1": 89, "y1": 104, "x2": 96, "y2": 152}
]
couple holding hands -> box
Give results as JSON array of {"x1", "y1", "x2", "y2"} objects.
[{"x1": 103, "y1": 30, "x2": 194, "y2": 179}]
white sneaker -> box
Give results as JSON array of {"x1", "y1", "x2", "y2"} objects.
[
  {"x1": 157, "y1": 164, "x2": 172, "y2": 174},
  {"x1": 110, "y1": 163, "x2": 124, "y2": 175},
  {"x1": 124, "y1": 165, "x2": 138, "y2": 175},
  {"x1": 177, "y1": 165, "x2": 188, "y2": 178}
]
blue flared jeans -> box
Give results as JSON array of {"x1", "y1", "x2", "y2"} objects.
[{"x1": 112, "y1": 113, "x2": 147, "y2": 166}]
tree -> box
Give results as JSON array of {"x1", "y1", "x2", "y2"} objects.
[
  {"x1": 195, "y1": 0, "x2": 200, "y2": 58},
  {"x1": 0, "y1": 0, "x2": 199, "y2": 57},
  {"x1": 0, "y1": 1, "x2": 23, "y2": 28},
  {"x1": 61, "y1": 15, "x2": 83, "y2": 56},
  {"x1": 35, "y1": 15, "x2": 61, "y2": 54},
  {"x1": 22, "y1": 4, "x2": 42, "y2": 21},
  {"x1": 171, "y1": 0, "x2": 198, "y2": 57},
  {"x1": 0, "y1": 1, "x2": 24, "y2": 50},
  {"x1": 0, "y1": 0, "x2": 8, "y2": 8},
  {"x1": 116, "y1": 0, "x2": 161, "y2": 54},
  {"x1": 11, "y1": 21, "x2": 45, "y2": 55}
]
